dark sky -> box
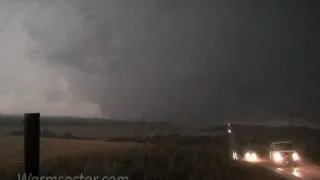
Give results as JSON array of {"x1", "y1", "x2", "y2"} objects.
[{"x1": 4, "y1": 0, "x2": 319, "y2": 124}]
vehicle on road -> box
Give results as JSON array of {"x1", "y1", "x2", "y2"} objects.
[
  {"x1": 244, "y1": 149, "x2": 258, "y2": 162},
  {"x1": 232, "y1": 150, "x2": 239, "y2": 160},
  {"x1": 269, "y1": 141, "x2": 301, "y2": 167},
  {"x1": 243, "y1": 142, "x2": 259, "y2": 162}
]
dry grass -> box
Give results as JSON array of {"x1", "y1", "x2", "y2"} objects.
[
  {"x1": 0, "y1": 135, "x2": 141, "y2": 167},
  {"x1": 0, "y1": 135, "x2": 287, "y2": 180}
]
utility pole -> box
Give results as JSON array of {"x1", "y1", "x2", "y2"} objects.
[
  {"x1": 143, "y1": 112, "x2": 148, "y2": 154},
  {"x1": 288, "y1": 84, "x2": 300, "y2": 127},
  {"x1": 288, "y1": 113, "x2": 294, "y2": 127},
  {"x1": 226, "y1": 121, "x2": 237, "y2": 160},
  {"x1": 142, "y1": 112, "x2": 148, "y2": 180},
  {"x1": 24, "y1": 113, "x2": 40, "y2": 177}
]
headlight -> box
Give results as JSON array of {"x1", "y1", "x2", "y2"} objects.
[
  {"x1": 292, "y1": 152, "x2": 300, "y2": 161},
  {"x1": 232, "y1": 152, "x2": 239, "y2": 160},
  {"x1": 251, "y1": 152, "x2": 257, "y2": 160},
  {"x1": 273, "y1": 152, "x2": 283, "y2": 162},
  {"x1": 245, "y1": 152, "x2": 251, "y2": 160},
  {"x1": 245, "y1": 152, "x2": 258, "y2": 161}
]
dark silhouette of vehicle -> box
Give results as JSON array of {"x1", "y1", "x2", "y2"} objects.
[{"x1": 269, "y1": 141, "x2": 300, "y2": 167}]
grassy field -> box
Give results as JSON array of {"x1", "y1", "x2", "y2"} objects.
[
  {"x1": 0, "y1": 115, "x2": 318, "y2": 179},
  {"x1": 0, "y1": 134, "x2": 287, "y2": 180},
  {"x1": 0, "y1": 135, "x2": 141, "y2": 178},
  {"x1": 0, "y1": 115, "x2": 219, "y2": 139}
]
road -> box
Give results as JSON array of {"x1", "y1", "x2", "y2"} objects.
[
  {"x1": 245, "y1": 158, "x2": 320, "y2": 180},
  {"x1": 226, "y1": 124, "x2": 320, "y2": 179}
]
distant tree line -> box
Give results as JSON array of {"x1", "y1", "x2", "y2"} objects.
[{"x1": 10, "y1": 129, "x2": 96, "y2": 141}]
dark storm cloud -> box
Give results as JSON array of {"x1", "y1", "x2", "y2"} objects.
[{"x1": 25, "y1": 0, "x2": 319, "y2": 123}]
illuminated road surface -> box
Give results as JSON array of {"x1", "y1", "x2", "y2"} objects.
[{"x1": 245, "y1": 158, "x2": 320, "y2": 180}]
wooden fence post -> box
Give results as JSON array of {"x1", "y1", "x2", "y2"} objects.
[{"x1": 24, "y1": 113, "x2": 40, "y2": 177}]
